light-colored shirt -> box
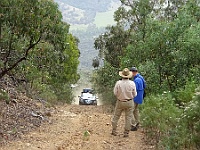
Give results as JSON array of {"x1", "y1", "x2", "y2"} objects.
[{"x1": 113, "y1": 78, "x2": 137, "y2": 101}]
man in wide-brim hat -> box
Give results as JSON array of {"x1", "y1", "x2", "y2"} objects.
[{"x1": 111, "y1": 68, "x2": 137, "y2": 137}]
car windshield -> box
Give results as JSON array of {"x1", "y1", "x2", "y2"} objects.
[{"x1": 82, "y1": 88, "x2": 93, "y2": 93}]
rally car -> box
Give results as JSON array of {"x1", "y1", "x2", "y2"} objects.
[{"x1": 78, "y1": 88, "x2": 98, "y2": 105}]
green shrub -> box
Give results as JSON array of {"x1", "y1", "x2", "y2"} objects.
[
  {"x1": 55, "y1": 84, "x2": 74, "y2": 104},
  {"x1": 165, "y1": 87, "x2": 200, "y2": 150},
  {"x1": 91, "y1": 63, "x2": 119, "y2": 105},
  {"x1": 141, "y1": 92, "x2": 182, "y2": 149},
  {"x1": 141, "y1": 87, "x2": 200, "y2": 150},
  {"x1": 98, "y1": 87, "x2": 116, "y2": 106},
  {"x1": 181, "y1": 87, "x2": 200, "y2": 149},
  {"x1": 0, "y1": 89, "x2": 9, "y2": 103},
  {"x1": 174, "y1": 80, "x2": 197, "y2": 105}
]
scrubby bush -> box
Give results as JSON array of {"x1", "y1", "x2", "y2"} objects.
[
  {"x1": 0, "y1": 89, "x2": 9, "y2": 103},
  {"x1": 141, "y1": 85, "x2": 200, "y2": 149},
  {"x1": 174, "y1": 80, "x2": 197, "y2": 105},
  {"x1": 163, "y1": 87, "x2": 200, "y2": 150},
  {"x1": 181, "y1": 87, "x2": 200, "y2": 149},
  {"x1": 141, "y1": 93, "x2": 182, "y2": 149},
  {"x1": 92, "y1": 63, "x2": 119, "y2": 105}
]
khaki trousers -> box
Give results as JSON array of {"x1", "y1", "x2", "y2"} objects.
[
  {"x1": 131, "y1": 102, "x2": 140, "y2": 126},
  {"x1": 112, "y1": 100, "x2": 134, "y2": 133}
]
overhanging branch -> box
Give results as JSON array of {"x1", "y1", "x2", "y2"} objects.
[{"x1": 0, "y1": 35, "x2": 42, "y2": 79}]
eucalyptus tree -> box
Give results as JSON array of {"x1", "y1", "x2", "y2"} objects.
[
  {"x1": 93, "y1": 0, "x2": 157, "y2": 96},
  {"x1": 94, "y1": 1, "x2": 200, "y2": 149},
  {"x1": 94, "y1": 0, "x2": 200, "y2": 95},
  {"x1": 0, "y1": 0, "x2": 80, "y2": 102},
  {"x1": 94, "y1": 0, "x2": 156, "y2": 69},
  {"x1": 122, "y1": 1, "x2": 199, "y2": 92},
  {"x1": 94, "y1": 25, "x2": 130, "y2": 68},
  {"x1": 1, "y1": 0, "x2": 79, "y2": 78}
]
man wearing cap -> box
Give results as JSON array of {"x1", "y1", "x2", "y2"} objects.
[
  {"x1": 111, "y1": 68, "x2": 137, "y2": 137},
  {"x1": 130, "y1": 66, "x2": 146, "y2": 131}
]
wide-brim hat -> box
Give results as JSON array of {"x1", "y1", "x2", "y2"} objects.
[{"x1": 119, "y1": 68, "x2": 132, "y2": 78}]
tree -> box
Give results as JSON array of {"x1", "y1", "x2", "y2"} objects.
[
  {"x1": 0, "y1": 0, "x2": 80, "y2": 102},
  {"x1": 94, "y1": 25, "x2": 130, "y2": 68},
  {"x1": 0, "y1": 0, "x2": 79, "y2": 80},
  {"x1": 93, "y1": 0, "x2": 200, "y2": 96}
]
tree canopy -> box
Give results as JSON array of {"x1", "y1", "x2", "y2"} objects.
[
  {"x1": 93, "y1": 1, "x2": 200, "y2": 149},
  {"x1": 0, "y1": 0, "x2": 80, "y2": 103},
  {"x1": 94, "y1": 0, "x2": 200, "y2": 94}
]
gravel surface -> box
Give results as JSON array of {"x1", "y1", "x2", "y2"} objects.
[{"x1": 0, "y1": 104, "x2": 154, "y2": 150}]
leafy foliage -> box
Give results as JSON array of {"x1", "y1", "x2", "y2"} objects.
[
  {"x1": 91, "y1": 62, "x2": 119, "y2": 105},
  {"x1": 93, "y1": 0, "x2": 200, "y2": 149},
  {"x1": 94, "y1": 0, "x2": 200, "y2": 95},
  {"x1": 174, "y1": 80, "x2": 197, "y2": 104},
  {"x1": 94, "y1": 25, "x2": 130, "y2": 68},
  {"x1": 0, "y1": 89, "x2": 9, "y2": 102},
  {"x1": 141, "y1": 93, "x2": 182, "y2": 149},
  {"x1": 181, "y1": 87, "x2": 200, "y2": 149},
  {"x1": 141, "y1": 84, "x2": 200, "y2": 149},
  {"x1": 0, "y1": 0, "x2": 80, "y2": 103}
]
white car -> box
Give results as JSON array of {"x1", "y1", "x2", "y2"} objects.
[{"x1": 78, "y1": 88, "x2": 97, "y2": 105}]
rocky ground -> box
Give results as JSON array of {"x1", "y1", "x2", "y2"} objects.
[
  {"x1": 0, "y1": 77, "x2": 155, "y2": 150},
  {"x1": 0, "y1": 92, "x2": 53, "y2": 145},
  {"x1": 0, "y1": 102, "x2": 155, "y2": 150}
]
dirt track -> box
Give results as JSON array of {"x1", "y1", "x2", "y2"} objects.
[{"x1": 0, "y1": 104, "x2": 154, "y2": 150}]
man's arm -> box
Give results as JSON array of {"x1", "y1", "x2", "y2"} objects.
[
  {"x1": 132, "y1": 82, "x2": 137, "y2": 97},
  {"x1": 113, "y1": 81, "x2": 119, "y2": 96}
]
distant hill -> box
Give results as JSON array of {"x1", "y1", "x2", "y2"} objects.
[
  {"x1": 54, "y1": 0, "x2": 120, "y2": 26},
  {"x1": 54, "y1": 0, "x2": 120, "y2": 74}
]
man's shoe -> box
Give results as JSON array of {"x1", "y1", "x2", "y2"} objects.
[
  {"x1": 111, "y1": 131, "x2": 117, "y2": 136},
  {"x1": 131, "y1": 125, "x2": 137, "y2": 131},
  {"x1": 136, "y1": 123, "x2": 140, "y2": 128},
  {"x1": 123, "y1": 134, "x2": 129, "y2": 137}
]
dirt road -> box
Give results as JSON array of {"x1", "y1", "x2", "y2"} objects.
[{"x1": 0, "y1": 104, "x2": 153, "y2": 150}]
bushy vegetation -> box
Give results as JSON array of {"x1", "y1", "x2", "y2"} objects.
[
  {"x1": 93, "y1": 0, "x2": 200, "y2": 149},
  {"x1": 92, "y1": 62, "x2": 119, "y2": 105},
  {"x1": 141, "y1": 93, "x2": 182, "y2": 149},
  {"x1": 0, "y1": 89, "x2": 9, "y2": 103},
  {"x1": 141, "y1": 84, "x2": 200, "y2": 149},
  {"x1": 0, "y1": 0, "x2": 80, "y2": 104}
]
